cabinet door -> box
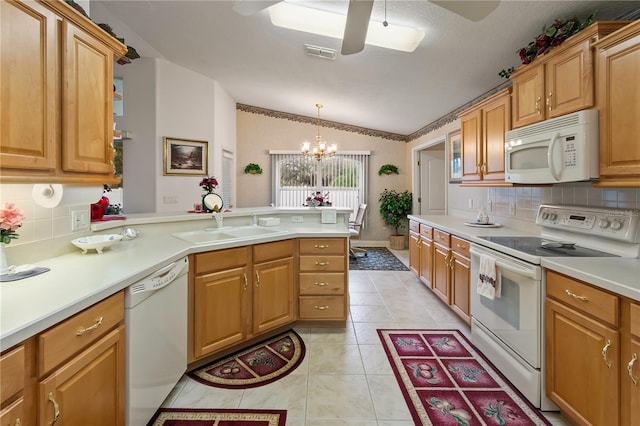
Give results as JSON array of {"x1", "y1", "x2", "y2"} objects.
[
  {"x1": 432, "y1": 244, "x2": 450, "y2": 304},
  {"x1": 546, "y1": 298, "x2": 620, "y2": 426},
  {"x1": 0, "y1": 0, "x2": 57, "y2": 172},
  {"x1": 461, "y1": 109, "x2": 482, "y2": 181},
  {"x1": 61, "y1": 20, "x2": 115, "y2": 175},
  {"x1": 193, "y1": 267, "x2": 250, "y2": 358},
  {"x1": 408, "y1": 231, "x2": 420, "y2": 276},
  {"x1": 482, "y1": 93, "x2": 511, "y2": 181},
  {"x1": 39, "y1": 326, "x2": 125, "y2": 426},
  {"x1": 253, "y1": 257, "x2": 294, "y2": 335},
  {"x1": 450, "y1": 252, "x2": 470, "y2": 324},
  {"x1": 597, "y1": 27, "x2": 640, "y2": 180},
  {"x1": 511, "y1": 65, "x2": 545, "y2": 128},
  {"x1": 419, "y1": 237, "x2": 433, "y2": 288},
  {"x1": 545, "y1": 39, "x2": 593, "y2": 118},
  {"x1": 627, "y1": 337, "x2": 640, "y2": 426}
]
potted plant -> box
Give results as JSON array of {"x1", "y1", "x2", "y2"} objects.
[
  {"x1": 378, "y1": 189, "x2": 412, "y2": 249},
  {"x1": 243, "y1": 163, "x2": 263, "y2": 175},
  {"x1": 378, "y1": 164, "x2": 399, "y2": 176}
]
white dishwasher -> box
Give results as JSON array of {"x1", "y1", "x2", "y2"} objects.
[{"x1": 125, "y1": 257, "x2": 188, "y2": 426}]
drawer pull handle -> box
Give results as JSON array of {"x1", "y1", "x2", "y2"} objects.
[
  {"x1": 628, "y1": 353, "x2": 638, "y2": 385},
  {"x1": 535, "y1": 96, "x2": 541, "y2": 114},
  {"x1": 415, "y1": 237, "x2": 421, "y2": 246},
  {"x1": 255, "y1": 271, "x2": 260, "y2": 287},
  {"x1": 76, "y1": 316, "x2": 104, "y2": 336},
  {"x1": 315, "y1": 282, "x2": 328, "y2": 287},
  {"x1": 243, "y1": 273, "x2": 248, "y2": 290},
  {"x1": 16, "y1": 419, "x2": 22, "y2": 426},
  {"x1": 456, "y1": 243, "x2": 466, "y2": 249},
  {"x1": 314, "y1": 244, "x2": 329, "y2": 249},
  {"x1": 315, "y1": 262, "x2": 329, "y2": 266},
  {"x1": 48, "y1": 392, "x2": 60, "y2": 424},
  {"x1": 565, "y1": 289, "x2": 588, "y2": 301},
  {"x1": 314, "y1": 305, "x2": 329, "y2": 310},
  {"x1": 602, "y1": 339, "x2": 612, "y2": 369}
]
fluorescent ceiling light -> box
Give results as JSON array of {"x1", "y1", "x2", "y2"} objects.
[{"x1": 268, "y1": 2, "x2": 425, "y2": 53}]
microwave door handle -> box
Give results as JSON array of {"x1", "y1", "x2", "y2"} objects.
[{"x1": 547, "y1": 132, "x2": 561, "y2": 181}]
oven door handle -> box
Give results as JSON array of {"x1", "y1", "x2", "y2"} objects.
[{"x1": 470, "y1": 247, "x2": 538, "y2": 279}]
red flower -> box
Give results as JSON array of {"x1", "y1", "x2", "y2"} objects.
[{"x1": 199, "y1": 176, "x2": 219, "y2": 192}]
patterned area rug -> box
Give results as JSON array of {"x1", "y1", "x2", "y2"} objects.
[
  {"x1": 378, "y1": 329, "x2": 552, "y2": 425},
  {"x1": 349, "y1": 247, "x2": 409, "y2": 271},
  {"x1": 148, "y1": 408, "x2": 287, "y2": 425},
  {"x1": 188, "y1": 330, "x2": 305, "y2": 389}
]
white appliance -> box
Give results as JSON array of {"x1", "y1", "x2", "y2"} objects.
[
  {"x1": 470, "y1": 205, "x2": 640, "y2": 411},
  {"x1": 125, "y1": 257, "x2": 189, "y2": 426},
  {"x1": 505, "y1": 109, "x2": 599, "y2": 184}
]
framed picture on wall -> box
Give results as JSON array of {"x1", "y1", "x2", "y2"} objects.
[
  {"x1": 163, "y1": 137, "x2": 208, "y2": 176},
  {"x1": 448, "y1": 130, "x2": 462, "y2": 183}
]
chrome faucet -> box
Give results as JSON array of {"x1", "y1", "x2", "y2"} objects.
[{"x1": 212, "y1": 211, "x2": 223, "y2": 228}]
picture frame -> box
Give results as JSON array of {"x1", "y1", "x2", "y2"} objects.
[
  {"x1": 163, "y1": 137, "x2": 208, "y2": 176},
  {"x1": 448, "y1": 130, "x2": 462, "y2": 183}
]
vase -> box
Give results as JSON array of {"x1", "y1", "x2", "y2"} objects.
[{"x1": 0, "y1": 243, "x2": 8, "y2": 274}]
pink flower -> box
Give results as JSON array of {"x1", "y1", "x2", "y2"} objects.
[{"x1": 0, "y1": 202, "x2": 25, "y2": 244}]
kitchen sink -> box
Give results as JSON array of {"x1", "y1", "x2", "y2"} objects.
[{"x1": 171, "y1": 226, "x2": 288, "y2": 245}]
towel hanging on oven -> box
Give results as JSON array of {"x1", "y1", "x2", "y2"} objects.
[{"x1": 477, "y1": 254, "x2": 501, "y2": 300}]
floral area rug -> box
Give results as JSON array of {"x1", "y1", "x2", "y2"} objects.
[
  {"x1": 349, "y1": 247, "x2": 409, "y2": 271},
  {"x1": 377, "y1": 329, "x2": 551, "y2": 426},
  {"x1": 188, "y1": 330, "x2": 305, "y2": 389},
  {"x1": 148, "y1": 408, "x2": 287, "y2": 426}
]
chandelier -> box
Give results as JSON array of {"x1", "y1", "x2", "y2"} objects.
[{"x1": 301, "y1": 104, "x2": 337, "y2": 161}]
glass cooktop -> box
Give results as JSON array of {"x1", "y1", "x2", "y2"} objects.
[{"x1": 479, "y1": 236, "x2": 618, "y2": 258}]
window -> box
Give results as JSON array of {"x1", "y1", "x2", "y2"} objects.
[{"x1": 270, "y1": 151, "x2": 369, "y2": 217}]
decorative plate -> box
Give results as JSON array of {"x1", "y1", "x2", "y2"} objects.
[
  {"x1": 203, "y1": 193, "x2": 224, "y2": 212},
  {"x1": 71, "y1": 234, "x2": 123, "y2": 254}
]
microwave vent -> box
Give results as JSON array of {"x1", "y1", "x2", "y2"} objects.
[{"x1": 506, "y1": 109, "x2": 598, "y2": 140}]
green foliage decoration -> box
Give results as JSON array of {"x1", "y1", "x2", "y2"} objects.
[
  {"x1": 378, "y1": 189, "x2": 413, "y2": 236},
  {"x1": 378, "y1": 164, "x2": 399, "y2": 176},
  {"x1": 243, "y1": 163, "x2": 263, "y2": 175}
]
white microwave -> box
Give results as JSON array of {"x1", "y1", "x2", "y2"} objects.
[{"x1": 504, "y1": 109, "x2": 599, "y2": 184}]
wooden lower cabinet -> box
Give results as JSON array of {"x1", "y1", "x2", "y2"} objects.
[
  {"x1": 39, "y1": 326, "x2": 125, "y2": 426},
  {"x1": 432, "y1": 241, "x2": 450, "y2": 304},
  {"x1": 419, "y1": 231, "x2": 433, "y2": 288},
  {"x1": 409, "y1": 229, "x2": 420, "y2": 276},
  {"x1": 408, "y1": 221, "x2": 433, "y2": 288},
  {"x1": 450, "y1": 251, "x2": 470, "y2": 325},
  {"x1": 253, "y1": 256, "x2": 295, "y2": 334},
  {"x1": 622, "y1": 301, "x2": 640, "y2": 426},
  {"x1": 1, "y1": 338, "x2": 35, "y2": 426}
]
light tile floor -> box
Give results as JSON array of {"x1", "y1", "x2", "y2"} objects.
[{"x1": 160, "y1": 250, "x2": 569, "y2": 426}]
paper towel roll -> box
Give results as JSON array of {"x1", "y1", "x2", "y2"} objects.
[{"x1": 32, "y1": 184, "x2": 103, "y2": 208}]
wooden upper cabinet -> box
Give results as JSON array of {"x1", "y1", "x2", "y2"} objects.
[
  {"x1": 510, "y1": 21, "x2": 629, "y2": 130},
  {"x1": 459, "y1": 88, "x2": 511, "y2": 184},
  {"x1": 0, "y1": 0, "x2": 58, "y2": 172},
  {"x1": 0, "y1": 0, "x2": 127, "y2": 184},
  {"x1": 593, "y1": 20, "x2": 640, "y2": 186}
]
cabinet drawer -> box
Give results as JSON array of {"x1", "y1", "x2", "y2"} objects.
[
  {"x1": 194, "y1": 246, "x2": 250, "y2": 275},
  {"x1": 38, "y1": 291, "x2": 124, "y2": 376},
  {"x1": 631, "y1": 302, "x2": 640, "y2": 338},
  {"x1": 299, "y1": 296, "x2": 346, "y2": 320},
  {"x1": 1, "y1": 345, "x2": 24, "y2": 403},
  {"x1": 254, "y1": 239, "x2": 294, "y2": 263},
  {"x1": 433, "y1": 229, "x2": 450, "y2": 247},
  {"x1": 0, "y1": 397, "x2": 23, "y2": 425},
  {"x1": 299, "y1": 238, "x2": 345, "y2": 255},
  {"x1": 299, "y1": 273, "x2": 345, "y2": 295},
  {"x1": 451, "y1": 236, "x2": 470, "y2": 258},
  {"x1": 409, "y1": 220, "x2": 420, "y2": 233},
  {"x1": 546, "y1": 271, "x2": 619, "y2": 327},
  {"x1": 299, "y1": 255, "x2": 345, "y2": 272},
  {"x1": 420, "y1": 224, "x2": 433, "y2": 239}
]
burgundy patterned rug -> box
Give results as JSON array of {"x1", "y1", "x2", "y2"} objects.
[
  {"x1": 188, "y1": 330, "x2": 305, "y2": 389},
  {"x1": 148, "y1": 408, "x2": 286, "y2": 425},
  {"x1": 377, "y1": 329, "x2": 552, "y2": 425}
]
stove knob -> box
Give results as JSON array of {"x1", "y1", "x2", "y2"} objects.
[
  {"x1": 542, "y1": 212, "x2": 549, "y2": 220},
  {"x1": 611, "y1": 220, "x2": 623, "y2": 231},
  {"x1": 598, "y1": 219, "x2": 610, "y2": 229},
  {"x1": 549, "y1": 213, "x2": 557, "y2": 221}
]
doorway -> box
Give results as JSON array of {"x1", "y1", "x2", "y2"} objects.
[{"x1": 412, "y1": 137, "x2": 447, "y2": 215}]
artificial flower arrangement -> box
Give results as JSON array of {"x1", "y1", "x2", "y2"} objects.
[
  {"x1": 0, "y1": 202, "x2": 25, "y2": 244},
  {"x1": 305, "y1": 191, "x2": 332, "y2": 207},
  {"x1": 199, "y1": 176, "x2": 219, "y2": 193}
]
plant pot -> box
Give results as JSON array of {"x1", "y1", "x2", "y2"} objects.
[{"x1": 389, "y1": 235, "x2": 405, "y2": 250}]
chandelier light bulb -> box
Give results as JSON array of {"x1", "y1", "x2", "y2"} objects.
[{"x1": 300, "y1": 104, "x2": 337, "y2": 161}]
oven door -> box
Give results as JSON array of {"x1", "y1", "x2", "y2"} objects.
[{"x1": 470, "y1": 245, "x2": 542, "y2": 368}]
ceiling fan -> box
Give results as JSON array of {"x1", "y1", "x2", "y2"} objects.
[{"x1": 233, "y1": 0, "x2": 499, "y2": 55}]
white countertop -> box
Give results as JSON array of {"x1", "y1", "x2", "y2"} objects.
[
  {"x1": 408, "y1": 214, "x2": 640, "y2": 302},
  {"x1": 0, "y1": 211, "x2": 349, "y2": 350}
]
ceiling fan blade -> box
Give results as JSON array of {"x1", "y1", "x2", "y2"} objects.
[
  {"x1": 430, "y1": 0, "x2": 499, "y2": 22},
  {"x1": 341, "y1": 0, "x2": 374, "y2": 55},
  {"x1": 232, "y1": 0, "x2": 282, "y2": 16}
]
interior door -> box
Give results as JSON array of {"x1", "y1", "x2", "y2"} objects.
[{"x1": 418, "y1": 147, "x2": 446, "y2": 215}]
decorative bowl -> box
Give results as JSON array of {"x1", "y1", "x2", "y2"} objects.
[{"x1": 71, "y1": 234, "x2": 122, "y2": 254}]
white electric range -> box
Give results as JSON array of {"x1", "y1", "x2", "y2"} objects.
[{"x1": 469, "y1": 204, "x2": 640, "y2": 410}]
